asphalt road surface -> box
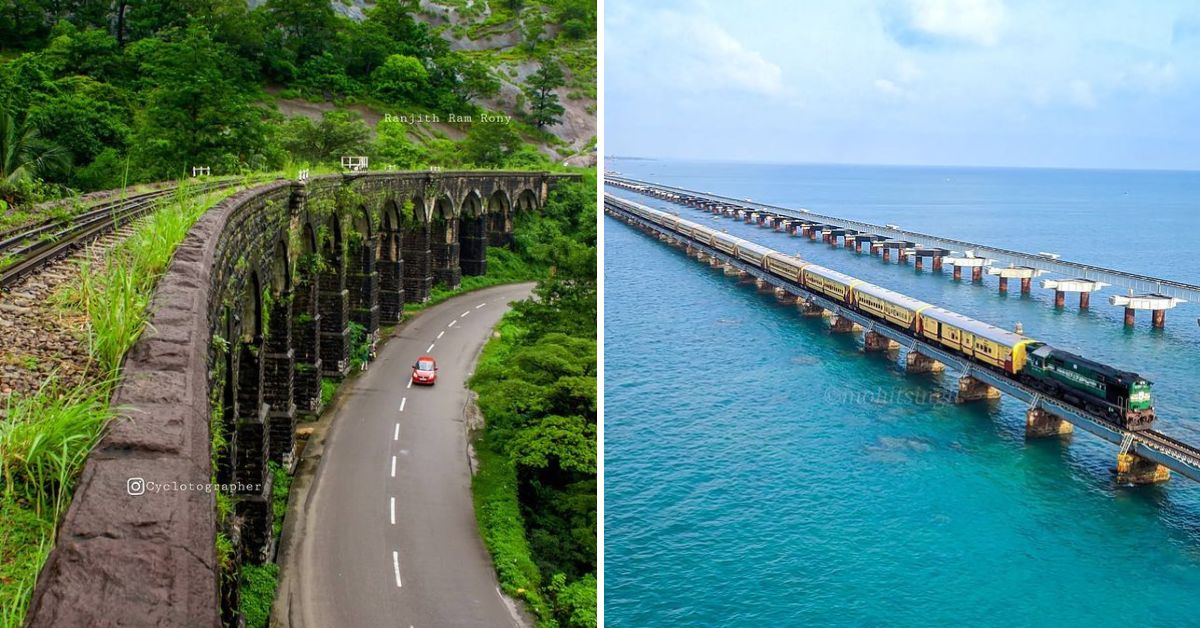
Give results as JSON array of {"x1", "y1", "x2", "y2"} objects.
[{"x1": 285, "y1": 283, "x2": 535, "y2": 628}]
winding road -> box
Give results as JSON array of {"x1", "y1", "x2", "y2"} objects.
[{"x1": 277, "y1": 283, "x2": 535, "y2": 628}]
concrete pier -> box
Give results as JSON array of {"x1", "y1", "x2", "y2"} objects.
[
  {"x1": 946, "y1": 255, "x2": 992, "y2": 282},
  {"x1": 989, "y1": 266, "x2": 1043, "y2": 295},
  {"x1": 1109, "y1": 293, "x2": 1186, "y2": 328},
  {"x1": 829, "y1": 315, "x2": 862, "y2": 333},
  {"x1": 1026, "y1": 407, "x2": 1074, "y2": 438},
  {"x1": 1116, "y1": 453, "x2": 1171, "y2": 484},
  {"x1": 957, "y1": 376, "x2": 1000, "y2": 402},
  {"x1": 863, "y1": 331, "x2": 899, "y2": 352},
  {"x1": 798, "y1": 301, "x2": 825, "y2": 316},
  {"x1": 905, "y1": 351, "x2": 945, "y2": 374},
  {"x1": 1042, "y1": 279, "x2": 1108, "y2": 310}
]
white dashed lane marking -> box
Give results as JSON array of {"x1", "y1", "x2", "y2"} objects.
[
  {"x1": 399, "y1": 397, "x2": 406, "y2": 412},
  {"x1": 475, "y1": 303, "x2": 486, "y2": 309},
  {"x1": 461, "y1": 310, "x2": 471, "y2": 317},
  {"x1": 448, "y1": 320, "x2": 456, "y2": 328},
  {"x1": 390, "y1": 456, "x2": 397, "y2": 478},
  {"x1": 390, "y1": 497, "x2": 396, "y2": 525},
  {"x1": 437, "y1": 331, "x2": 444, "y2": 339},
  {"x1": 393, "y1": 551, "x2": 403, "y2": 588},
  {"x1": 426, "y1": 343, "x2": 435, "y2": 353}
]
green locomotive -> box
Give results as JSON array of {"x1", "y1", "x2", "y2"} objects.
[{"x1": 1021, "y1": 344, "x2": 1155, "y2": 430}]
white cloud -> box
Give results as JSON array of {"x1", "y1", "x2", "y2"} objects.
[
  {"x1": 890, "y1": 0, "x2": 1006, "y2": 47},
  {"x1": 897, "y1": 59, "x2": 923, "y2": 83},
  {"x1": 1068, "y1": 80, "x2": 1096, "y2": 109},
  {"x1": 1119, "y1": 62, "x2": 1177, "y2": 93},
  {"x1": 614, "y1": 10, "x2": 784, "y2": 96}
]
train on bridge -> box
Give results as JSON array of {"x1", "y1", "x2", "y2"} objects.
[{"x1": 622, "y1": 200, "x2": 1157, "y2": 431}]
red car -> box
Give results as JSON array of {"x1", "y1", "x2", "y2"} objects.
[{"x1": 411, "y1": 355, "x2": 438, "y2": 385}]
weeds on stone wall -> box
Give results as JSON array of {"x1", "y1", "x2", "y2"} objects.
[{"x1": 0, "y1": 183, "x2": 240, "y2": 623}]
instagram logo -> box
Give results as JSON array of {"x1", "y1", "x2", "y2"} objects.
[{"x1": 127, "y1": 477, "x2": 146, "y2": 496}]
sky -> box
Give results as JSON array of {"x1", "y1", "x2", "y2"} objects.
[{"x1": 605, "y1": 0, "x2": 1200, "y2": 170}]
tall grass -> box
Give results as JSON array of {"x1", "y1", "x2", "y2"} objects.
[{"x1": 0, "y1": 182, "x2": 239, "y2": 624}]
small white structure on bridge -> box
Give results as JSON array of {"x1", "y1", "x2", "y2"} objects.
[
  {"x1": 191, "y1": 166, "x2": 211, "y2": 177},
  {"x1": 341, "y1": 156, "x2": 369, "y2": 171},
  {"x1": 1109, "y1": 292, "x2": 1187, "y2": 329}
]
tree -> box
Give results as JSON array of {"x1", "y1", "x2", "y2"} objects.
[
  {"x1": 375, "y1": 118, "x2": 429, "y2": 169},
  {"x1": 278, "y1": 110, "x2": 371, "y2": 165},
  {"x1": 0, "y1": 105, "x2": 70, "y2": 201},
  {"x1": 462, "y1": 119, "x2": 521, "y2": 167},
  {"x1": 28, "y1": 77, "x2": 132, "y2": 175},
  {"x1": 524, "y1": 60, "x2": 566, "y2": 129},
  {"x1": 371, "y1": 54, "x2": 429, "y2": 104},
  {"x1": 128, "y1": 26, "x2": 270, "y2": 178},
  {"x1": 440, "y1": 51, "x2": 501, "y2": 103}
]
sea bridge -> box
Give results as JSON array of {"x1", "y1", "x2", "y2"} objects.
[
  {"x1": 608, "y1": 175, "x2": 1197, "y2": 328},
  {"x1": 605, "y1": 192, "x2": 1200, "y2": 486}
]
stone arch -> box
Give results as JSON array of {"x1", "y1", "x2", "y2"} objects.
[
  {"x1": 461, "y1": 190, "x2": 484, "y2": 217},
  {"x1": 239, "y1": 271, "x2": 263, "y2": 343},
  {"x1": 269, "y1": 240, "x2": 290, "y2": 297},
  {"x1": 516, "y1": 188, "x2": 538, "y2": 213}
]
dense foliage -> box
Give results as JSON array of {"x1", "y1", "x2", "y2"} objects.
[
  {"x1": 0, "y1": 0, "x2": 588, "y2": 206},
  {"x1": 470, "y1": 174, "x2": 596, "y2": 626}
]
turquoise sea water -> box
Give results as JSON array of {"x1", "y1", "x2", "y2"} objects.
[{"x1": 603, "y1": 160, "x2": 1200, "y2": 626}]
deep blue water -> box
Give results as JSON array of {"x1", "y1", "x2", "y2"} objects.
[{"x1": 603, "y1": 160, "x2": 1200, "y2": 626}]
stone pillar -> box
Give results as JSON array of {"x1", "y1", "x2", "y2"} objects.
[
  {"x1": 799, "y1": 301, "x2": 825, "y2": 317},
  {"x1": 1124, "y1": 307, "x2": 1136, "y2": 326},
  {"x1": 378, "y1": 231, "x2": 404, "y2": 324},
  {"x1": 318, "y1": 258, "x2": 350, "y2": 378},
  {"x1": 431, "y1": 217, "x2": 462, "y2": 289},
  {"x1": 829, "y1": 315, "x2": 861, "y2": 333},
  {"x1": 1025, "y1": 407, "x2": 1073, "y2": 438},
  {"x1": 1079, "y1": 291, "x2": 1090, "y2": 309},
  {"x1": 1021, "y1": 277, "x2": 1032, "y2": 294},
  {"x1": 905, "y1": 351, "x2": 945, "y2": 374},
  {"x1": 1054, "y1": 290, "x2": 1065, "y2": 308},
  {"x1": 347, "y1": 237, "x2": 380, "y2": 345},
  {"x1": 957, "y1": 375, "x2": 1000, "y2": 402},
  {"x1": 1152, "y1": 310, "x2": 1165, "y2": 329},
  {"x1": 999, "y1": 277, "x2": 1008, "y2": 294},
  {"x1": 1116, "y1": 453, "x2": 1170, "y2": 484},
  {"x1": 863, "y1": 331, "x2": 899, "y2": 352},
  {"x1": 953, "y1": 266, "x2": 962, "y2": 281},
  {"x1": 403, "y1": 222, "x2": 434, "y2": 302},
  {"x1": 487, "y1": 211, "x2": 512, "y2": 247},
  {"x1": 883, "y1": 248, "x2": 891, "y2": 262},
  {"x1": 291, "y1": 277, "x2": 322, "y2": 418},
  {"x1": 971, "y1": 267, "x2": 983, "y2": 282},
  {"x1": 933, "y1": 257, "x2": 944, "y2": 272},
  {"x1": 263, "y1": 293, "x2": 295, "y2": 465},
  {"x1": 855, "y1": 240, "x2": 863, "y2": 253},
  {"x1": 915, "y1": 256, "x2": 924, "y2": 271},
  {"x1": 460, "y1": 215, "x2": 488, "y2": 276},
  {"x1": 234, "y1": 341, "x2": 272, "y2": 560}
]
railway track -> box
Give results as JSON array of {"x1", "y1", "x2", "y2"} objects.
[
  {"x1": 607, "y1": 193, "x2": 1200, "y2": 481},
  {"x1": 0, "y1": 181, "x2": 236, "y2": 289}
]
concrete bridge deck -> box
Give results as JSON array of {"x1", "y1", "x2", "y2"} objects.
[
  {"x1": 608, "y1": 175, "x2": 1200, "y2": 303},
  {"x1": 605, "y1": 193, "x2": 1200, "y2": 485}
]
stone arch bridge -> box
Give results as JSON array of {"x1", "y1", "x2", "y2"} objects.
[{"x1": 27, "y1": 170, "x2": 577, "y2": 626}]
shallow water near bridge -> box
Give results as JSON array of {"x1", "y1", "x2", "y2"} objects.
[{"x1": 603, "y1": 160, "x2": 1200, "y2": 626}]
